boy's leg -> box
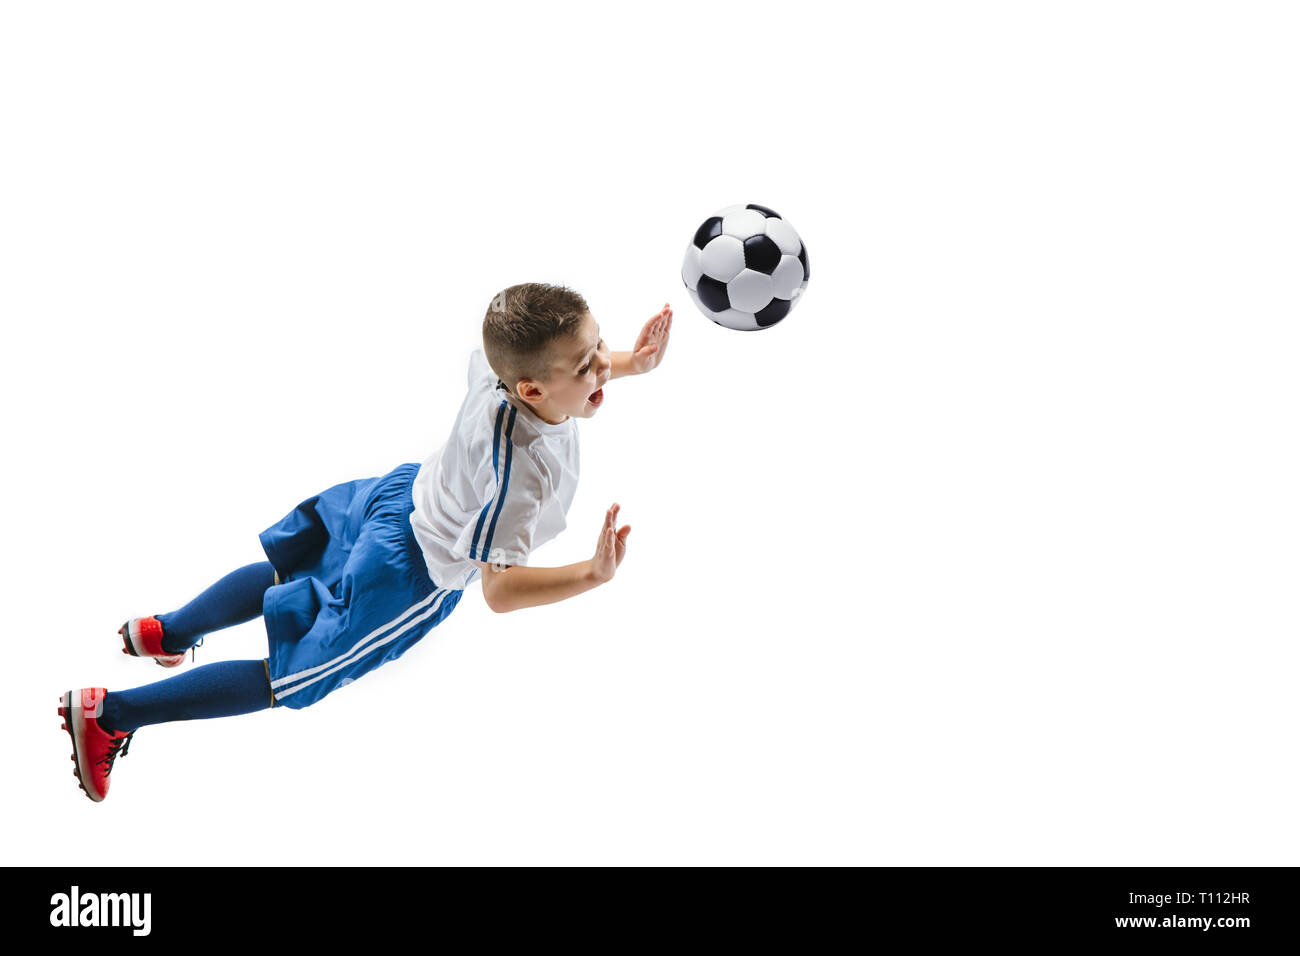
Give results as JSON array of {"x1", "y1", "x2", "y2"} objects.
[
  {"x1": 154, "y1": 561, "x2": 277, "y2": 654},
  {"x1": 98, "y1": 659, "x2": 274, "y2": 733}
]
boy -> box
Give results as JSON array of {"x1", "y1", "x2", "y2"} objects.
[{"x1": 59, "y1": 283, "x2": 673, "y2": 802}]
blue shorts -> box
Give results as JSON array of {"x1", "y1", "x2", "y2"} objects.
[{"x1": 257, "y1": 461, "x2": 462, "y2": 710}]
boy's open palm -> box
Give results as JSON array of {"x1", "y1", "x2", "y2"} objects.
[
  {"x1": 591, "y1": 503, "x2": 631, "y2": 583},
  {"x1": 630, "y1": 304, "x2": 673, "y2": 374}
]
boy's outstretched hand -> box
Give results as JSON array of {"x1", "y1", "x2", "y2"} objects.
[
  {"x1": 629, "y1": 303, "x2": 673, "y2": 375},
  {"x1": 590, "y1": 502, "x2": 631, "y2": 584}
]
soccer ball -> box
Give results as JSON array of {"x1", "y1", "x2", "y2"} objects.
[{"x1": 681, "y1": 204, "x2": 809, "y2": 331}]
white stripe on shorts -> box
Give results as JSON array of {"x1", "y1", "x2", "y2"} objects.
[
  {"x1": 272, "y1": 588, "x2": 452, "y2": 702},
  {"x1": 270, "y1": 587, "x2": 445, "y2": 691}
]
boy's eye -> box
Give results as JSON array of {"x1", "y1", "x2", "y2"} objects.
[{"x1": 579, "y1": 364, "x2": 590, "y2": 375}]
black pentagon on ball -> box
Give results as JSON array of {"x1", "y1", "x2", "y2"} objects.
[
  {"x1": 798, "y1": 243, "x2": 809, "y2": 280},
  {"x1": 743, "y1": 235, "x2": 782, "y2": 275},
  {"x1": 746, "y1": 203, "x2": 782, "y2": 219},
  {"x1": 755, "y1": 297, "x2": 791, "y2": 328},
  {"x1": 693, "y1": 217, "x2": 723, "y2": 250},
  {"x1": 696, "y1": 275, "x2": 730, "y2": 313}
]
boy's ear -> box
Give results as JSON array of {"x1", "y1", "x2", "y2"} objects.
[{"x1": 516, "y1": 380, "x2": 545, "y2": 405}]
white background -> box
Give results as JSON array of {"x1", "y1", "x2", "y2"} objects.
[{"x1": 2, "y1": 1, "x2": 1296, "y2": 865}]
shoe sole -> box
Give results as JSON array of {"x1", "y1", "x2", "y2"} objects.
[
  {"x1": 58, "y1": 691, "x2": 103, "y2": 803},
  {"x1": 119, "y1": 621, "x2": 185, "y2": 668}
]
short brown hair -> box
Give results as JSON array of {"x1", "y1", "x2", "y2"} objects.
[{"x1": 482, "y1": 282, "x2": 590, "y2": 393}]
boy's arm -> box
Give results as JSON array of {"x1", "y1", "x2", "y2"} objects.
[
  {"x1": 475, "y1": 560, "x2": 601, "y2": 613},
  {"x1": 609, "y1": 303, "x2": 673, "y2": 380},
  {"x1": 475, "y1": 503, "x2": 631, "y2": 613}
]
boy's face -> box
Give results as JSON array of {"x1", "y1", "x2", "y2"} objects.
[{"x1": 516, "y1": 311, "x2": 611, "y2": 424}]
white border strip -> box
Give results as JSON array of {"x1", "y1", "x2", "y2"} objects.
[
  {"x1": 271, "y1": 587, "x2": 444, "y2": 690},
  {"x1": 273, "y1": 589, "x2": 452, "y2": 702}
]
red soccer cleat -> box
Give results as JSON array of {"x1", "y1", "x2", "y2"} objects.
[
  {"x1": 58, "y1": 688, "x2": 134, "y2": 803},
  {"x1": 119, "y1": 616, "x2": 186, "y2": 668}
]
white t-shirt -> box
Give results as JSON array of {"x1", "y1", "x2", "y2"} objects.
[{"x1": 409, "y1": 348, "x2": 581, "y2": 590}]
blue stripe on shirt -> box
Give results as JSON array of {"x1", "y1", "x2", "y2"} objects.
[
  {"x1": 481, "y1": 405, "x2": 519, "y2": 562},
  {"x1": 469, "y1": 401, "x2": 508, "y2": 560}
]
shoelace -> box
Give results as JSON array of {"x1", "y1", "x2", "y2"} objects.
[{"x1": 99, "y1": 731, "x2": 134, "y2": 771}]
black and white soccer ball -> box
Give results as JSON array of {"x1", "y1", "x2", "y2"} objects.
[{"x1": 681, "y1": 203, "x2": 809, "y2": 331}]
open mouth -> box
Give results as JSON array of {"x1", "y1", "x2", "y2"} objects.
[{"x1": 587, "y1": 387, "x2": 604, "y2": 408}]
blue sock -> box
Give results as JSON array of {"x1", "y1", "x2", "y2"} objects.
[
  {"x1": 99, "y1": 660, "x2": 273, "y2": 733},
  {"x1": 156, "y1": 561, "x2": 277, "y2": 654}
]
